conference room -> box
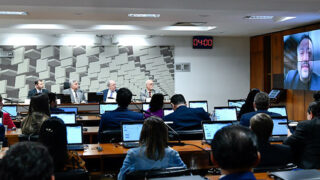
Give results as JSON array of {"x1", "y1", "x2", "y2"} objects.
[{"x1": 0, "y1": 0, "x2": 320, "y2": 180}]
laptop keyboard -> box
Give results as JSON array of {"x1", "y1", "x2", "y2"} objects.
[
  {"x1": 123, "y1": 142, "x2": 139, "y2": 148},
  {"x1": 67, "y1": 145, "x2": 84, "y2": 150},
  {"x1": 269, "y1": 136, "x2": 287, "y2": 142}
]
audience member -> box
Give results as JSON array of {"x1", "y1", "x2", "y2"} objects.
[
  {"x1": 238, "y1": 88, "x2": 260, "y2": 119},
  {"x1": 211, "y1": 125, "x2": 260, "y2": 180},
  {"x1": 62, "y1": 79, "x2": 86, "y2": 104},
  {"x1": 313, "y1": 91, "x2": 320, "y2": 101},
  {"x1": 48, "y1": 92, "x2": 64, "y2": 113},
  {"x1": 21, "y1": 93, "x2": 50, "y2": 135},
  {"x1": 240, "y1": 92, "x2": 281, "y2": 127},
  {"x1": 284, "y1": 101, "x2": 320, "y2": 169},
  {"x1": 39, "y1": 117, "x2": 86, "y2": 171},
  {"x1": 144, "y1": 93, "x2": 164, "y2": 119},
  {"x1": 163, "y1": 94, "x2": 210, "y2": 130},
  {"x1": 140, "y1": 80, "x2": 157, "y2": 102},
  {"x1": 0, "y1": 141, "x2": 54, "y2": 180},
  {"x1": 0, "y1": 95, "x2": 16, "y2": 129},
  {"x1": 27, "y1": 79, "x2": 49, "y2": 98},
  {"x1": 118, "y1": 116, "x2": 186, "y2": 180},
  {"x1": 250, "y1": 113, "x2": 292, "y2": 167},
  {"x1": 102, "y1": 80, "x2": 118, "y2": 102}
]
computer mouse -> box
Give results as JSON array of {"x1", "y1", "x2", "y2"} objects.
[
  {"x1": 83, "y1": 127, "x2": 88, "y2": 131},
  {"x1": 97, "y1": 146, "x2": 103, "y2": 152}
]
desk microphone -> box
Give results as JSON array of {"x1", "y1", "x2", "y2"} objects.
[{"x1": 163, "y1": 122, "x2": 185, "y2": 146}]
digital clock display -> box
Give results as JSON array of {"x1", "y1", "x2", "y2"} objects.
[{"x1": 193, "y1": 36, "x2": 213, "y2": 49}]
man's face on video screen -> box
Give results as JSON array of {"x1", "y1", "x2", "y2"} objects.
[{"x1": 297, "y1": 38, "x2": 313, "y2": 83}]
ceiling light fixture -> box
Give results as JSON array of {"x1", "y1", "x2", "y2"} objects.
[
  {"x1": 14, "y1": 24, "x2": 67, "y2": 29},
  {"x1": 273, "y1": 16, "x2": 296, "y2": 22},
  {"x1": 92, "y1": 25, "x2": 139, "y2": 30},
  {"x1": 0, "y1": 11, "x2": 28, "y2": 15},
  {"x1": 162, "y1": 26, "x2": 216, "y2": 31},
  {"x1": 128, "y1": 14, "x2": 160, "y2": 18},
  {"x1": 244, "y1": 16, "x2": 274, "y2": 20}
]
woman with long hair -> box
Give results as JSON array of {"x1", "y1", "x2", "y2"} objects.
[
  {"x1": 118, "y1": 116, "x2": 186, "y2": 180},
  {"x1": 144, "y1": 93, "x2": 164, "y2": 119},
  {"x1": 39, "y1": 117, "x2": 86, "y2": 172},
  {"x1": 21, "y1": 93, "x2": 50, "y2": 135},
  {"x1": 238, "y1": 88, "x2": 260, "y2": 119}
]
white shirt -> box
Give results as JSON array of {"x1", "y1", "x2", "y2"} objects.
[{"x1": 107, "y1": 89, "x2": 117, "y2": 99}]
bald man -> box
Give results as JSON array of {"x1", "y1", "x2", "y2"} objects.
[
  {"x1": 102, "y1": 80, "x2": 118, "y2": 102},
  {"x1": 140, "y1": 80, "x2": 157, "y2": 102}
]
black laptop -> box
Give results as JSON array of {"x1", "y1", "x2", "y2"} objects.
[
  {"x1": 121, "y1": 121, "x2": 144, "y2": 148},
  {"x1": 66, "y1": 124, "x2": 84, "y2": 150},
  {"x1": 269, "y1": 116, "x2": 289, "y2": 142},
  {"x1": 269, "y1": 105, "x2": 288, "y2": 116},
  {"x1": 228, "y1": 99, "x2": 245, "y2": 112},
  {"x1": 189, "y1": 101, "x2": 208, "y2": 112},
  {"x1": 56, "y1": 94, "x2": 71, "y2": 104},
  {"x1": 99, "y1": 103, "x2": 118, "y2": 115},
  {"x1": 51, "y1": 112, "x2": 76, "y2": 124},
  {"x1": 59, "y1": 107, "x2": 78, "y2": 114},
  {"x1": 87, "y1": 92, "x2": 104, "y2": 103},
  {"x1": 2, "y1": 105, "x2": 17, "y2": 120},
  {"x1": 213, "y1": 106, "x2": 238, "y2": 121},
  {"x1": 202, "y1": 121, "x2": 233, "y2": 144}
]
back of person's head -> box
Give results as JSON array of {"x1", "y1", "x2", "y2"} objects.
[
  {"x1": 0, "y1": 141, "x2": 54, "y2": 180},
  {"x1": 313, "y1": 91, "x2": 320, "y2": 102},
  {"x1": 250, "y1": 113, "x2": 273, "y2": 142},
  {"x1": 245, "y1": 88, "x2": 260, "y2": 105},
  {"x1": 0, "y1": 94, "x2": 2, "y2": 102},
  {"x1": 116, "y1": 88, "x2": 132, "y2": 108},
  {"x1": 170, "y1": 94, "x2": 186, "y2": 105},
  {"x1": 254, "y1": 92, "x2": 270, "y2": 110},
  {"x1": 139, "y1": 116, "x2": 168, "y2": 161},
  {"x1": 29, "y1": 93, "x2": 50, "y2": 116},
  {"x1": 39, "y1": 117, "x2": 68, "y2": 171},
  {"x1": 307, "y1": 101, "x2": 320, "y2": 118},
  {"x1": 211, "y1": 125, "x2": 259, "y2": 171},
  {"x1": 149, "y1": 93, "x2": 164, "y2": 112},
  {"x1": 48, "y1": 92, "x2": 56, "y2": 104}
]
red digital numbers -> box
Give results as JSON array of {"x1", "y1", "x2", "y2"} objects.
[{"x1": 193, "y1": 36, "x2": 213, "y2": 49}]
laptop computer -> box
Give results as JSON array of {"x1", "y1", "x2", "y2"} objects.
[
  {"x1": 87, "y1": 92, "x2": 104, "y2": 103},
  {"x1": 189, "y1": 101, "x2": 208, "y2": 112},
  {"x1": 99, "y1": 103, "x2": 118, "y2": 115},
  {"x1": 214, "y1": 106, "x2": 238, "y2": 121},
  {"x1": 66, "y1": 124, "x2": 84, "y2": 150},
  {"x1": 202, "y1": 121, "x2": 233, "y2": 144},
  {"x1": 59, "y1": 107, "x2": 78, "y2": 114},
  {"x1": 121, "y1": 121, "x2": 144, "y2": 148},
  {"x1": 269, "y1": 169, "x2": 320, "y2": 180},
  {"x1": 2, "y1": 105, "x2": 18, "y2": 120},
  {"x1": 228, "y1": 99, "x2": 245, "y2": 112},
  {"x1": 164, "y1": 108, "x2": 174, "y2": 116},
  {"x1": 51, "y1": 112, "x2": 76, "y2": 124},
  {"x1": 269, "y1": 116, "x2": 288, "y2": 142},
  {"x1": 56, "y1": 94, "x2": 71, "y2": 104},
  {"x1": 142, "y1": 103, "x2": 150, "y2": 111},
  {"x1": 269, "y1": 105, "x2": 287, "y2": 116}
]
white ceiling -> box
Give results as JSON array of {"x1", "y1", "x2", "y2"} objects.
[{"x1": 0, "y1": 0, "x2": 319, "y2": 36}]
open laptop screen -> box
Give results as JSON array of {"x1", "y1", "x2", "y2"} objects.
[
  {"x1": 2, "y1": 105, "x2": 17, "y2": 117},
  {"x1": 228, "y1": 99, "x2": 245, "y2": 112},
  {"x1": 164, "y1": 108, "x2": 174, "y2": 116},
  {"x1": 189, "y1": 101, "x2": 208, "y2": 112},
  {"x1": 60, "y1": 107, "x2": 78, "y2": 114},
  {"x1": 142, "y1": 103, "x2": 150, "y2": 111},
  {"x1": 122, "y1": 122, "x2": 143, "y2": 142},
  {"x1": 51, "y1": 113, "x2": 76, "y2": 124},
  {"x1": 214, "y1": 107, "x2": 237, "y2": 121},
  {"x1": 203, "y1": 121, "x2": 233, "y2": 141},
  {"x1": 66, "y1": 125, "x2": 83, "y2": 144},
  {"x1": 272, "y1": 117, "x2": 288, "y2": 136},
  {"x1": 269, "y1": 106, "x2": 287, "y2": 116},
  {"x1": 99, "y1": 103, "x2": 118, "y2": 114}
]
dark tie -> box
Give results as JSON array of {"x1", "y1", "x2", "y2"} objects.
[{"x1": 149, "y1": 91, "x2": 151, "y2": 98}]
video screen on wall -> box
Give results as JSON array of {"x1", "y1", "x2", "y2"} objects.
[{"x1": 283, "y1": 30, "x2": 320, "y2": 91}]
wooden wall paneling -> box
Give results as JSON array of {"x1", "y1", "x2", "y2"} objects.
[
  {"x1": 304, "y1": 91, "x2": 314, "y2": 114},
  {"x1": 286, "y1": 89, "x2": 294, "y2": 120},
  {"x1": 250, "y1": 36, "x2": 265, "y2": 90},
  {"x1": 292, "y1": 90, "x2": 306, "y2": 121}
]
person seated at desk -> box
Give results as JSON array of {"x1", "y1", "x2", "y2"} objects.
[
  {"x1": 102, "y1": 80, "x2": 118, "y2": 102},
  {"x1": 39, "y1": 117, "x2": 86, "y2": 171},
  {"x1": 238, "y1": 88, "x2": 260, "y2": 119},
  {"x1": 21, "y1": 94, "x2": 50, "y2": 135},
  {"x1": 0, "y1": 141, "x2": 55, "y2": 180},
  {"x1": 118, "y1": 116, "x2": 186, "y2": 180},
  {"x1": 211, "y1": 125, "x2": 260, "y2": 180},
  {"x1": 48, "y1": 92, "x2": 64, "y2": 113},
  {"x1": 250, "y1": 113, "x2": 293, "y2": 167},
  {"x1": 99, "y1": 88, "x2": 143, "y2": 133},
  {"x1": 0, "y1": 95, "x2": 16, "y2": 129},
  {"x1": 284, "y1": 101, "x2": 320, "y2": 169},
  {"x1": 62, "y1": 79, "x2": 86, "y2": 104},
  {"x1": 0, "y1": 124, "x2": 8, "y2": 147},
  {"x1": 163, "y1": 94, "x2": 210, "y2": 130},
  {"x1": 144, "y1": 93, "x2": 164, "y2": 119},
  {"x1": 27, "y1": 79, "x2": 50, "y2": 99},
  {"x1": 140, "y1": 80, "x2": 157, "y2": 102},
  {"x1": 240, "y1": 92, "x2": 281, "y2": 127}
]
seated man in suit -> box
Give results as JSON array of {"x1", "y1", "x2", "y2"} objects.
[
  {"x1": 250, "y1": 113, "x2": 292, "y2": 167},
  {"x1": 27, "y1": 79, "x2": 49, "y2": 98},
  {"x1": 240, "y1": 92, "x2": 281, "y2": 127},
  {"x1": 48, "y1": 92, "x2": 64, "y2": 113},
  {"x1": 284, "y1": 101, "x2": 320, "y2": 169},
  {"x1": 102, "y1": 80, "x2": 118, "y2": 102},
  {"x1": 140, "y1": 80, "x2": 157, "y2": 102},
  {"x1": 62, "y1": 80, "x2": 86, "y2": 104},
  {"x1": 211, "y1": 125, "x2": 260, "y2": 180},
  {"x1": 163, "y1": 94, "x2": 210, "y2": 130},
  {"x1": 98, "y1": 88, "x2": 143, "y2": 138}
]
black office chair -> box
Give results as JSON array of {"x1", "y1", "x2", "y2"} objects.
[
  {"x1": 18, "y1": 134, "x2": 39, "y2": 142},
  {"x1": 63, "y1": 82, "x2": 70, "y2": 90},
  {"x1": 169, "y1": 129, "x2": 203, "y2": 140},
  {"x1": 54, "y1": 169, "x2": 89, "y2": 180},
  {"x1": 125, "y1": 167, "x2": 190, "y2": 180},
  {"x1": 99, "y1": 129, "x2": 121, "y2": 143}
]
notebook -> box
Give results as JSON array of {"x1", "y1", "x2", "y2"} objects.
[
  {"x1": 51, "y1": 112, "x2": 76, "y2": 124},
  {"x1": 142, "y1": 103, "x2": 150, "y2": 111},
  {"x1": 202, "y1": 121, "x2": 233, "y2": 144},
  {"x1": 59, "y1": 107, "x2": 78, "y2": 114},
  {"x1": 269, "y1": 116, "x2": 288, "y2": 142},
  {"x1": 99, "y1": 103, "x2": 118, "y2": 114},
  {"x1": 66, "y1": 124, "x2": 84, "y2": 150},
  {"x1": 214, "y1": 106, "x2": 237, "y2": 121},
  {"x1": 228, "y1": 99, "x2": 245, "y2": 112},
  {"x1": 164, "y1": 108, "x2": 174, "y2": 116},
  {"x1": 269, "y1": 106, "x2": 287, "y2": 116},
  {"x1": 189, "y1": 101, "x2": 208, "y2": 112},
  {"x1": 2, "y1": 105, "x2": 17, "y2": 119},
  {"x1": 121, "y1": 121, "x2": 144, "y2": 148}
]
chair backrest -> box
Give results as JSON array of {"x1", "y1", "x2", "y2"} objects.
[
  {"x1": 63, "y1": 82, "x2": 70, "y2": 90},
  {"x1": 18, "y1": 134, "x2": 39, "y2": 142},
  {"x1": 125, "y1": 167, "x2": 190, "y2": 180},
  {"x1": 169, "y1": 129, "x2": 203, "y2": 140},
  {"x1": 99, "y1": 129, "x2": 121, "y2": 143},
  {"x1": 54, "y1": 169, "x2": 89, "y2": 180}
]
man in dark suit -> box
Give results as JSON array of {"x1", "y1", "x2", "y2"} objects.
[
  {"x1": 98, "y1": 88, "x2": 143, "y2": 137},
  {"x1": 102, "y1": 80, "x2": 118, "y2": 102},
  {"x1": 284, "y1": 101, "x2": 320, "y2": 169},
  {"x1": 250, "y1": 113, "x2": 293, "y2": 167},
  {"x1": 163, "y1": 94, "x2": 210, "y2": 130},
  {"x1": 27, "y1": 79, "x2": 49, "y2": 98},
  {"x1": 240, "y1": 92, "x2": 281, "y2": 127}
]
